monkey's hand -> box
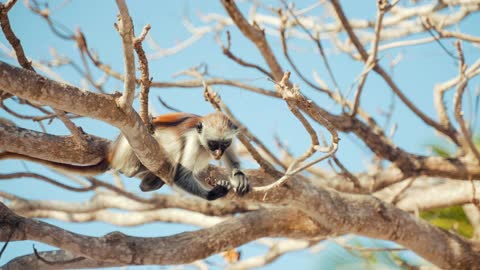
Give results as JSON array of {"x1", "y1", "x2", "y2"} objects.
[
  {"x1": 207, "y1": 180, "x2": 230, "y2": 201},
  {"x1": 230, "y1": 169, "x2": 250, "y2": 196}
]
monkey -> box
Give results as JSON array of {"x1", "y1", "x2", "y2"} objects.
[{"x1": 0, "y1": 112, "x2": 250, "y2": 201}]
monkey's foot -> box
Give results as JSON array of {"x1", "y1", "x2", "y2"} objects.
[
  {"x1": 206, "y1": 182, "x2": 229, "y2": 200},
  {"x1": 139, "y1": 174, "x2": 166, "y2": 192}
]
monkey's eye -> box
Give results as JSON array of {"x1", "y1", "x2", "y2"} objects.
[
  {"x1": 222, "y1": 140, "x2": 231, "y2": 149},
  {"x1": 228, "y1": 120, "x2": 238, "y2": 130},
  {"x1": 196, "y1": 122, "x2": 203, "y2": 133}
]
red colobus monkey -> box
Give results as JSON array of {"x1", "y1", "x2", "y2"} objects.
[{"x1": 2, "y1": 112, "x2": 250, "y2": 200}]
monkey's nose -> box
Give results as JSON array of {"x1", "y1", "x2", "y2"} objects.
[{"x1": 213, "y1": 149, "x2": 223, "y2": 160}]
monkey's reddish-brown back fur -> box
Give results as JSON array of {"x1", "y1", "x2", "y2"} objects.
[
  {"x1": 152, "y1": 112, "x2": 200, "y2": 135},
  {"x1": 151, "y1": 112, "x2": 235, "y2": 138}
]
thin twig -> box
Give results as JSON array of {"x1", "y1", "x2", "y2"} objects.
[
  {"x1": 0, "y1": 172, "x2": 96, "y2": 192},
  {"x1": 435, "y1": 58, "x2": 480, "y2": 131},
  {"x1": 1, "y1": 101, "x2": 55, "y2": 121},
  {"x1": 330, "y1": 0, "x2": 459, "y2": 144},
  {"x1": 391, "y1": 177, "x2": 416, "y2": 205},
  {"x1": 134, "y1": 24, "x2": 152, "y2": 131},
  {"x1": 75, "y1": 29, "x2": 105, "y2": 93},
  {"x1": 332, "y1": 156, "x2": 362, "y2": 190},
  {"x1": 55, "y1": 110, "x2": 89, "y2": 149},
  {"x1": 421, "y1": 18, "x2": 458, "y2": 61},
  {"x1": 350, "y1": 0, "x2": 386, "y2": 117},
  {"x1": 157, "y1": 96, "x2": 181, "y2": 112},
  {"x1": 254, "y1": 72, "x2": 338, "y2": 191},
  {"x1": 202, "y1": 81, "x2": 283, "y2": 177},
  {"x1": 218, "y1": 30, "x2": 274, "y2": 80},
  {"x1": 281, "y1": 0, "x2": 343, "y2": 100},
  {"x1": 0, "y1": 7, "x2": 88, "y2": 146},
  {"x1": 33, "y1": 245, "x2": 86, "y2": 265},
  {"x1": 331, "y1": 239, "x2": 406, "y2": 253},
  {"x1": 278, "y1": 9, "x2": 330, "y2": 95},
  {"x1": 0, "y1": 221, "x2": 16, "y2": 259},
  {"x1": 453, "y1": 41, "x2": 480, "y2": 164},
  {"x1": 115, "y1": 0, "x2": 136, "y2": 111},
  {"x1": 0, "y1": 0, "x2": 33, "y2": 71},
  {"x1": 221, "y1": 0, "x2": 285, "y2": 80}
]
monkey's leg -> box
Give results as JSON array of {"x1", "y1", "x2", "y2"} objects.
[{"x1": 174, "y1": 164, "x2": 228, "y2": 200}]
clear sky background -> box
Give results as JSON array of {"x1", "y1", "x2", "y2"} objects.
[{"x1": 0, "y1": 0, "x2": 479, "y2": 269}]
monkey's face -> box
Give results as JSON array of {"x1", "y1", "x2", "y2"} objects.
[
  {"x1": 206, "y1": 139, "x2": 232, "y2": 160},
  {"x1": 196, "y1": 115, "x2": 237, "y2": 160}
]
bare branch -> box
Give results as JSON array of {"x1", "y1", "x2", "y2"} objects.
[
  {"x1": 453, "y1": 41, "x2": 480, "y2": 164},
  {"x1": 134, "y1": 24, "x2": 152, "y2": 129},
  {"x1": 20, "y1": 208, "x2": 225, "y2": 228},
  {"x1": 278, "y1": 9, "x2": 330, "y2": 95},
  {"x1": 0, "y1": 172, "x2": 96, "y2": 192},
  {"x1": 0, "y1": 123, "x2": 109, "y2": 165},
  {"x1": 435, "y1": 58, "x2": 480, "y2": 129},
  {"x1": 221, "y1": 0, "x2": 284, "y2": 81},
  {"x1": 218, "y1": 30, "x2": 274, "y2": 80},
  {"x1": 282, "y1": 0, "x2": 342, "y2": 99},
  {"x1": 1, "y1": 190, "x2": 257, "y2": 217},
  {"x1": 329, "y1": 0, "x2": 460, "y2": 144},
  {"x1": 152, "y1": 78, "x2": 280, "y2": 98},
  {"x1": 0, "y1": 204, "x2": 320, "y2": 267},
  {"x1": 350, "y1": 0, "x2": 387, "y2": 117},
  {"x1": 115, "y1": 0, "x2": 136, "y2": 111},
  {"x1": 55, "y1": 110, "x2": 89, "y2": 149},
  {"x1": 203, "y1": 82, "x2": 282, "y2": 177},
  {"x1": 254, "y1": 72, "x2": 338, "y2": 191},
  {"x1": 0, "y1": 0, "x2": 32, "y2": 71},
  {"x1": 228, "y1": 239, "x2": 315, "y2": 270}
]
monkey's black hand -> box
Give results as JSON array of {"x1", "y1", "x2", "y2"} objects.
[
  {"x1": 230, "y1": 169, "x2": 250, "y2": 196},
  {"x1": 206, "y1": 180, "x2": 230, "y2": 200}
]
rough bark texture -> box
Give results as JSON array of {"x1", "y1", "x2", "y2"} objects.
[
  {"x1": 2, "y1": 0, "x2": 480, "y2": 269},
  {"x1": 2, "y1": 59, "x2": 480, "y2": 269}
]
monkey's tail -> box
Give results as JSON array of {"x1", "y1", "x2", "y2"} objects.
[{"x1": 0, "y1": 152, "x2": 110, "y2": 175}]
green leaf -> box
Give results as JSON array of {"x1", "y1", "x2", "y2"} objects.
[{"x1": 420, "y1": 206, "x2": 473, "y2": 238}]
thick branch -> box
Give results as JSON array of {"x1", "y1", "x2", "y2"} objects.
[
  {"x1": 0, "y1": 203, "x2": 320, "y2": 268},
  {"x1": 0, "y1": 122, "x2": 109, "y2": 165},
  {"x1": 0, "y1": 61, "x2": 172, "y2": 184}
]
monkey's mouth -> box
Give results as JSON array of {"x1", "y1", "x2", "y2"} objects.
[{"x1": 212, "y1": 149, "x2": 223, "y2": 160}]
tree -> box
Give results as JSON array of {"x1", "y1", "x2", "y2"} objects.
[{"x1": 1, "y1": 0, "x2": 480, "y2": 269}]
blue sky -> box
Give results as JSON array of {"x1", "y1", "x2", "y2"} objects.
[{"x1": 0, "y1": 0, "x2": 479, "y2": 269}]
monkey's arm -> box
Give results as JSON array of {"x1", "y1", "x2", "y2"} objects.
[
  {"x1": 222, "y1": 147, "x2": 250, "y2": 195},
  {"x1": 173, "y1": 164, "x2": 228, "y2": 200}
]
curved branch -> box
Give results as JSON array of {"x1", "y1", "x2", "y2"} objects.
[
  {"x1": 0, "y1": 61, "x2": 173, "y2": 185},
  {"x1": 3, "y1": 191, "x2": 258, "y2": 216},
  {"x1": 151, "y1": 78, "x2": 280, "y2": 98},
  {"x1": 115, "y1": 0, "x2": 136, "y2": 110},
  {"x1": 2, "y1": 59, "x2": 480, "y2": 269},
  {"x1": 221, "y1": 0, "x2": 284, "y2": 80},
  {"x1": 0, "y1": 203, "x2": 320, "y2": 267},
  {"x1": 0, "y1": 122, "x2": 109, "y2": 165}
]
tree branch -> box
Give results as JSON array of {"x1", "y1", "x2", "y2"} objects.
[
  {"x1": 0, "y1": 122, "x2": 109, "y2": 165},
  {"x1": 0, "y1": 203, "x2": 320, "y2": 267},
  {"x1": 115, "y1": 0, "x2": 136, "y2": 111}
]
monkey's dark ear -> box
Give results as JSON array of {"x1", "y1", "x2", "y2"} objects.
[{"x1": 196, "y1": 122, "x2": 203, "y2": 133}]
